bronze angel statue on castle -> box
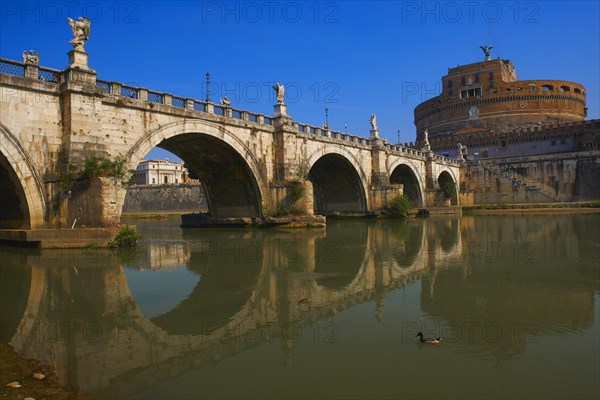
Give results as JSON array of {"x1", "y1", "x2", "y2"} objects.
[{"x1": 67, "y1": 17, "x2": 91, "y2": 51}]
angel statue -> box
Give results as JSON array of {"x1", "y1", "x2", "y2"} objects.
[
  {"x1": 220, "y1": 96, "x2": 231, "y2": 107},
  {"x1": 424, "y1": 129, "x2": 430, "y2": 145},
  {"x1": 480, "y1": 45, "x2": 493, "y2": 61},
  {"x1": 22, "y1": 50, "x2": 39, "y2": 65},
  {"x1": 67, "y1": 16, "x2": 91, "y2": 51},
  {"x1": 272, "y1": 82, "x2": 284, "y2": 104},
  {"x1": 369, "y1": 113, "x2": 378, "y2": 131}
]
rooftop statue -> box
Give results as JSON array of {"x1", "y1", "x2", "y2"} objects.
[
  {"x1": 480, "y1": 45, "x2": 493, "y2": 61},
  {"x1": 67, "y1": 17, "x2": 91, "y2": 51}
]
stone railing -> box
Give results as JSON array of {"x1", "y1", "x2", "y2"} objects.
[
  {"x1": 1, "y1": 57, "x2": 464, "y2": 166},
  {"x1": 294, "y1": 123, "x2": 371, "y2": 147},
  {"x1": 386, "y1": 144, "x2": 424, "y2": 158},
  {"x1": 0, "y1": 57, "x2": 61, "y2": 83},
  {"x1": 94, "y1": 77, "x2": 276, "y2": 126},
  {"x1": 0, "y1": 58, "x2": 25, "y2": 77}
]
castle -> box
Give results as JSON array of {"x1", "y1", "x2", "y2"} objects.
[{"x1": 413, "y1": 49, "x2": 596, "y2": 159}]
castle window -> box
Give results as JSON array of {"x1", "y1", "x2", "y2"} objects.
[
  {"x1": 574, "y1": 88, "x2": 582, "y2": 94},
  {"x1": 460, "y1": 87, "x2": 482, "y2": 99},
  {"x1": 489, "y1": 72, "x2": 494, "y2": 81},
  {"x1": 529, "y1": 84, "x2": 535, "y2": 91},
  {"x1": 560, "y1": 86, "x2": 570, "y2": 92},
  {"x1": 461, "y1": 77, "x2": 466, "y2": 85},
  {"x1": 474, "y1": 73, "x2": 480, "y2": 83},
  {"x1": 448, "y1": 79, "x2": 452, "y2": 88},
  {"x1": 542, "y1": 85, "x2": 554, "y2": 91}
]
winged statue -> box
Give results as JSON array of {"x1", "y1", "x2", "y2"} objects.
[
  {"x1": 67, "y1": 17, "x2": 91, "y2": 51},
  {"x1": 480, "y1": 45, "x2": 493, "y2": 61}
]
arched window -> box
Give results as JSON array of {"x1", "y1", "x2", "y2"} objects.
[
  {"x1": 560, "y1": 86, "x2": 570, "y2": 92},
  {"x1": 542, "y1": 85, "x2": 554, "y2": 91}
]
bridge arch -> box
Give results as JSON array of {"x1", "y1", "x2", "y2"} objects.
[
  {"x1": 127, "y1": 120, "x2": 268, "y2": 218},
  {"x1": 388, "y1": 161, "x2": 424, "y2": 207},
  {"x1": 0, "y1": 123, "x2": 46, "y2": 228},
  {"x1": 438, "y1": 170, "x2": 458, "y2": 206},
  {"x1": 305, "y1": 147, "x2": 369, "y2": 215}
]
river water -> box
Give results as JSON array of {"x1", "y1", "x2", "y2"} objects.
[{"x1": 1, "y1": 214, "x2": 599, "y2": 399}]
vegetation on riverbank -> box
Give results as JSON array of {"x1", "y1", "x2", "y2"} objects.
[
  {"x1": 108, "y1": 225, "x2": 143, "y2": 248},
  {"x1": 463, "y1": 201, "x2": 600, "y2": 212}
]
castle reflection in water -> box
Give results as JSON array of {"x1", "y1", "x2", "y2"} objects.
[{"x1": 1, "y1": 215, "x2": 598, "y2": 398}]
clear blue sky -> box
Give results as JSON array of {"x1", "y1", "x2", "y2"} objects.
[{"x1": 2, "y1": 1, "x2": 598, "y2": 161}]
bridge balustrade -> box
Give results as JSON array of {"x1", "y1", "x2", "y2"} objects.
[
  {"x1": 148, "y1": 91, "x2": 163, "y2": 104},
  {"x1": 1, "y1": 57, "x2": 464, "y2": 169},
  {"x1": 37, "y1": 67, "x2": 61, "y2": 83},
  {"x1": 0, "y1": 59, "x2": 25, "y2": 77},
  {"x1": 171, "y1": 96, "x2": 185, "y2": 108},
  {"x1": 120, "y1": 85, "x2": 138, "y2": 99},
  {"x1": 193, "y1": 101, "x2": 206, "y2": 112},
  {"x1": 96, "y1": 80, "x2": 111, "y2": 94}
]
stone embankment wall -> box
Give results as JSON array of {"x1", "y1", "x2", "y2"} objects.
[
  {"x1": 460, "y1": 151, "x2": 600, "y2": 204},
  {"x1": 123, "y1": 183, "x2": 207, "y2": 213}
]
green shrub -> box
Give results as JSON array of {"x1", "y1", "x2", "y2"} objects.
[
  {"x1": 443, "y1": 181, "x2": 457, "y2": 200},
  {"x1": 82, "y1": 155, "x2": 131, "y2": 185},
  {"x1": 289, "y1": 180, "x2": 305, "y2": 202},
  {"x1": 389, "y1": 195, "x2": 411, "y2": 218},
  {"x1": 109, "y1": 225, "x2": 142, "y2": 248}
]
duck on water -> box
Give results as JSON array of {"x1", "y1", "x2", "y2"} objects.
[{"x1": 416, "y1": 332, "x2": 441, "y2": 344}]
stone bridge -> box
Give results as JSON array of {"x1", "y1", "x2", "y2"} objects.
[{"x1": 0, "y1": 50, "x2": 461, "y2": 229}]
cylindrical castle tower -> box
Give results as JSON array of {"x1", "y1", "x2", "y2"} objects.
[{"x1": 414, "y1": 57, "x2": 587, "y2": 144}]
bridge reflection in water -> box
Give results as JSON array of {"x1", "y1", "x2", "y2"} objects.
[{"x1": 1, "y1": 215, "x2": 598, "y2": 399}]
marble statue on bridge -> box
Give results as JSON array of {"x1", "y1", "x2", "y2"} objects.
[
  {"x1": 67, "y1": 17, "x2": 91, "y2": 51},
  {"x1": 273, "y1": 82, "x2": 284, "y2": 104},
  {"x1": 220, "y1": 96, "x2": 231, "y2": 107},
  {"x1": 22, "y1": 50, "x2": 39, "y2": 65},
  {"x1": 369, "y1": 113, "x2": 378, "y2": 131}
]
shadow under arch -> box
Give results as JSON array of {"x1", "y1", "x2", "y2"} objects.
[
  {"x1": 438, "y1": 170, "x2": 458, "y2": 206},
  {"x1": 314, "y1": 220, "x2": 369, "y2": 289},
  {"x1": 308, "y1": 153, "x2": 367, "y2": 215},
  {"x1": 390, "y1": 164, "x2": 423, "y2": 207},
  {"x1": 0, "y1": 123, "x2": 46, "y2": 228},
  {"x1": 127, "y1": 121, "x2": 266, "y2": 218}
]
